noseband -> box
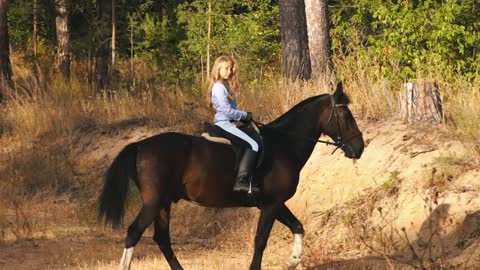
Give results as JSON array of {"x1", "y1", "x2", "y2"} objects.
[{"x1": 327, "y1": 95, "x2": 363, "y2": 154}]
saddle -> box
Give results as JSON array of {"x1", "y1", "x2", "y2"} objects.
[{"x1": 201, "y1": 122, "x2": 264, "y2": 170}]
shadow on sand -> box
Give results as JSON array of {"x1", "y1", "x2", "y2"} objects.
[{"x1": 308, "y1": 206, "x2": 480, "y2": 269}]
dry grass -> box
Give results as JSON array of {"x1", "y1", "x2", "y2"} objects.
[
  {"x1": 240, "y1": 77, "x2": 331, "y2": 123},
  {"x1": 75, "y1": 251, "x2": 256, "y2": 270},
  {"x1": 0, "y1": 56, "x2": 206, "y2": 245},
  {"x1": 443, "y1": 80, "x2": 480, "y2": 148},
  {"x1": 334, "y1": 48, "x2": 399, "y2": 119},
  {"x1": 1, "y1": 52, "x2": 199, "y2": 143},
  {"x1": 1, "y1": 52, "x2": 480, "y2": 269},
  {"x1": 423, "y1": 154, "x2": 475, "y2": 192},
  {"x1": 1, "y1": 85, "x2": 189, "y2": 143}
]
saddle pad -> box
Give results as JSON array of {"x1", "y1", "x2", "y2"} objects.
[{"x1": 201, "y1": 133, "x2": 231, "y2": 145}]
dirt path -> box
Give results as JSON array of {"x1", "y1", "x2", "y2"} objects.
[
  {"x1": 1, "y1": 233, "x2": 402, "y2": 270},
  {"x1": 0, "y1": 231, "x2": 289, "y2": 270}
]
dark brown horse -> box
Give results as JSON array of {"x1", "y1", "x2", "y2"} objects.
[{"x1": 99, "y1": 82, "x2": 364, "y2": 270}]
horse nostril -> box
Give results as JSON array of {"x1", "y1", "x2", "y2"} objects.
[{"x1": 343, "y1": 144, "x2": 355, "y2": 158}]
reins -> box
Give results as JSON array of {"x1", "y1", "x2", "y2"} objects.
[
  {"x1": 252, "y1": 119, "x2": 342, "y2": 148},
  {"x1": 251, "y1": 94, "x2": 362, "y2": 155}
]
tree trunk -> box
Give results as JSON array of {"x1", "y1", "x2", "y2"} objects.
[
  {"x1": 398, "y1": 82, "x2": 443, "y2": 124},
  {"x1": 110, "y1": 0, "x2": 117, "y2": 90},
  {"x1": 33, "y1": 0, "x2": 38, "y2": 65},
  {"x1": 279, "y1": 0, "x2": 311, "y2": 80},
  {"x1": 206, "y1": 1, "x2": 211, "y2": 82},
  {"x1": 305, "y1": 0, "x2": 332, "y2": 79},
  {"x1": 153, "y1": 0, "x2": 164, "y2": 22},
  {"x1": 129, "y1": 15, "x2": 135, "y2": 91},
  {"x1": 95, "y1": 0, "x2": 112, "y2": 91},
  {"x1": 111, "y1": 0, "x2": 116, "y2": 71},
  {"x1": 56, "y1": 0, "x2": 70, "y2": 79},
  {"x1": 0, "y1": 0, "x2": 11, "y2": 84}
]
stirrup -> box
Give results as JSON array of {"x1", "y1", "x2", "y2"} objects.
[
  {"x1": 233, "y1": 180, "x2": 250, "y2": 192},
  {"x1": 233, "y1": 177, "x2": 260, "y2": 194},
  {"x1": 248, "y1": 181, "x2": 259, "y2": 195}
]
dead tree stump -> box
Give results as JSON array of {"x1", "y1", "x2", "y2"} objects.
[{"x1": 398, "y1": 81, "x2": 443, "y2": 124}]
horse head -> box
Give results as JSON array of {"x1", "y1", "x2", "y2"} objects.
[{"x1": 321, "y1": 82, "x2": 364, "y2": 159}]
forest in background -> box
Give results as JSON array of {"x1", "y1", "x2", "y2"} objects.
[
  {"x1": 1, "y1": 0, "x2": 479, "y2": 89},
  {"x1": 0, "y1": 0, "x2": 479, "y2": 204}
]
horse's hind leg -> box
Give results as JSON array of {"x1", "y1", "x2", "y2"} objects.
[
  {"x1": 276, "y1": 204, "x2": 304, "y2": 270},
  {"x1": 153, "y1": 204, "x2": 184, "y2": 270},
  {"x1": 119, "y1": 203, "x2": 159, "y2": 270}
]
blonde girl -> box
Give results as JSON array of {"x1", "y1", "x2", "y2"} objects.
[{"x1": 209, "y1": 55, "x2": 260, "y2": 192}]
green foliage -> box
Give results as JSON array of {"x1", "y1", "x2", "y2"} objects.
[
  {"x1": 5, "y1": 0, "x2": 480, "y2": 90},
  {"x1": 8, "y1": 0, "x2": 56, "y2": 53},
  {"x1": 176, "y1": 0, "x2": 281, "y2": 85},
  {"x1": 331, "y1": 0, "x2": 480, "y2": 81}
]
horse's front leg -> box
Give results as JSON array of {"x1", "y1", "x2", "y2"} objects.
[
  {"x1": 276, "y1": 204, "x2": 304, "y2": 270},
  {"x1": 249, "y1": 204, "x2": 280, "y2": 270}
]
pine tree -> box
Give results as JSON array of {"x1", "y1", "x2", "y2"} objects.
[
  {"x1": 56, "y1": 0, "x2": 70, "y2": 78},
  {"x1": 279, "y1": 0, "x2": 311, "y2": 80}
]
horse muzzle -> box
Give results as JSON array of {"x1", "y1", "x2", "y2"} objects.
[{"x1": 341, "y1": 135, "x2": 364, "y2": 159}]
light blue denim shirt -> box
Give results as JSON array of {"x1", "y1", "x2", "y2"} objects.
[{"x1": 212, "y1": 82, "x2": 247, "y2": 123}]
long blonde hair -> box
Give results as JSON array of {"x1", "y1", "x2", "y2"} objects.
[{"x1": 207, "y1": 56, "x2": 239, "y2": 105}]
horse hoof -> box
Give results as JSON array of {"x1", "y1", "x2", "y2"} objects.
[{"x1": 286, "y1": 255, "x2": 302, "y2": 270}]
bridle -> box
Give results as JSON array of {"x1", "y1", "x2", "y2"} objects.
[
  {"x1": 253, "y1": 94, "x2": 362, "y2": 155},
  {"x1": 327, "y1": 95, "x2": 363, "y2": 154}
]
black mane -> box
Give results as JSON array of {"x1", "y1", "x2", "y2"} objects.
[
  {"x1": 266, "y1": 94, "x2": 328, "y2": 128},
  {"x1": 262, "y1": 88, "x2": 352, "y2": 133}
]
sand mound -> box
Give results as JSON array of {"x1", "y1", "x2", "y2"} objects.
[
  {"x1": 36, "y1": 118, "x2": 480, "y2": 268},
  {"x1": 289, "y1": 120, "x2": 480, "y2": 269}
]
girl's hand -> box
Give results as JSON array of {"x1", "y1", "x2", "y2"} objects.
[{"x1": 243, "y1": 112, "x2": 253, "y2": 124}]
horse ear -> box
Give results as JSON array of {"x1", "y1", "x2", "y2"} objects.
[
  {"x1": 335, "y1": 81, "x2": 344, "y2": 94},
  {"x1": 333, "y1": 81, "x2": 343, "y2": 100},
  {"x1": 333, "y1": 81, "x2": 350, "y2": 104}
]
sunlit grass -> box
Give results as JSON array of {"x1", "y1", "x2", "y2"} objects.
[
  {"x1": 79, "y1": 253, "x2": 255, "y2": 270},
  {"x1": 334, "y1": 48, "x2": 399, "y2": 119},
  {"x1": 1, "y1": 83, "x2": 191, "y2": 143},
  {"x1": 1, "y1": 51, "x2": 480, "y2": 270},
  {"x1": 445, "y1": 85, "x2": 480, "y2": 146}
]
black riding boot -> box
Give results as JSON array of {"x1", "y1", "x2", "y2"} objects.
[{"x1": 233, "y1": 148, "x2": 260, "y2": 193}]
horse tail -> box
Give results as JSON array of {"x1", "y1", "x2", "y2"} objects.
[{"x1": 98, "y1": 143, "x2": 138, "y2": 229}]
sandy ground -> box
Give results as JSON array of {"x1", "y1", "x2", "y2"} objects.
[
  {"x1": 0, "y1": 232, "x2": 268, "y2": 270},
  {"x1": 0, "y1": 226, "x2": 395, "y2": 270},
  {"x1": 1, "y1": 119, "x2": 480, "y2": 269}
]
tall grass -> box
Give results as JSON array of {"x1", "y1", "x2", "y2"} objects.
[
  {"x1": 4, "y1": 52, "x2": 478, "y2": 144},
  {"x1": 334, "y1": 46, "x2": 399, "y2": 119},
  {"x1": 1, "y1": 50, "x2": 479, "y2": 247},
  {"x1": 0, "y1": 56, "x2": 207, "y2": 239},
  {"x1": 242, "y1": 78, "x2": 331, "y2": 123},
  {"x1": 333, "y1": 46, "x2": 480, "y2": 148},
  {"x1": 1, "y1": 80, "x2": 192, "y2": 143},
  {"x1": 442, "y1": 78, "x2": 480, "y2": 147}
]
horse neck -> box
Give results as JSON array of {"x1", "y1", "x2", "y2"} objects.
[{"x1": 265, "y1": 96, "x2": 329, "y2": 170}]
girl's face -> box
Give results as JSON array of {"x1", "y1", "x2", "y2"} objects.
[{"x1": 218, "y1": 61, "x2": 234, "y2": 81}]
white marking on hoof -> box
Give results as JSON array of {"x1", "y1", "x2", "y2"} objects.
[
  {"x1": 119, "y1": 247, "x2": 134, "y2": 270},
  {"x1": 286, "y1": 234, "x2": 303, "y2": 270}
]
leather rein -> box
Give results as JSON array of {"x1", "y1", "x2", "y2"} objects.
[{"x1": 252, "y1": 94, "x2": 362, "y2": 154}]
